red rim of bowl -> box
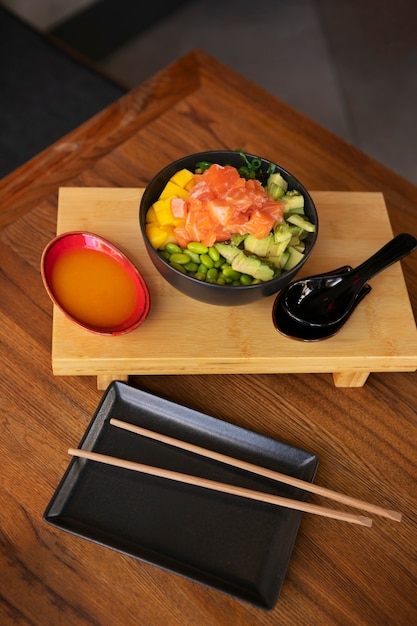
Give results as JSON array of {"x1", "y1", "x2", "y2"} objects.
[{"x1": 41, "y1": 231, "x2": 151, "y2": 335}]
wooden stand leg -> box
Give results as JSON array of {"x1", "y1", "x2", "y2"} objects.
[
  {"x1": 97, "y1": 374, "x2": 129, "y2": 390},
  {"x1": 332, "y1": 372, "x2": 370, "y2": 387}
]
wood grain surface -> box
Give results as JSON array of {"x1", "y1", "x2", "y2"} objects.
[{"x1": 1, "y1": 50, "x2": 417, "y2": 625}]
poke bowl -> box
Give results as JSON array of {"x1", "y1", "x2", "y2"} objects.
[{"x1": 139, "y1": 150, "x2": 318, "y2": 306}]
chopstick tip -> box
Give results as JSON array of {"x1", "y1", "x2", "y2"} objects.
[{"x1": 387, "y1": 510, "x2": 402, "y2": 522}]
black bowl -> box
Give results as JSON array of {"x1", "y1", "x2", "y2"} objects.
[{"x1": 139, "y1": 150, "x2": 318, "y2": 306}]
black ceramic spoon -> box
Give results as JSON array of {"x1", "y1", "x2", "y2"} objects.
[
  {"x1": 272, "y1": 266, "x2": 371, "y2": 340},
  {"x1": 272, "y1": 233, "x2": 417, "y2": 340}
]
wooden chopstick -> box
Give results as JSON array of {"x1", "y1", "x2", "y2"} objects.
[
  {"x1": 109, "y1": 418, "x2": 402, "y2": 523},
  {"x1": 68, "y1": 447, "x2": 372, "y2": 526}
]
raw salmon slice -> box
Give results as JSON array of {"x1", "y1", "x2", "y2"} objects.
[{"x1": 173, "y1": 163, "x2": 283, "y2": 245}]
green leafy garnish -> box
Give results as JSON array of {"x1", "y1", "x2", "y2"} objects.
[
  {"x1": 194, "y1": 150, "x2": 277, "y2": 182},
  {"x1": 235, "y1": 149, "x2": 262, "y2": 179},
  {"x1": 195, "y1": 160, "x2": 213, "y2": 174}
]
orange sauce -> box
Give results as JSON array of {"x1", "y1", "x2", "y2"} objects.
[{"x1": 51, "y1": 248, "x2": 139, "y2": 329}]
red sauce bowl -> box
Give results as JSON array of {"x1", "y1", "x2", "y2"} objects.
[{"x1": 41, "y1": 232, "x2": 151, "y2": 335}]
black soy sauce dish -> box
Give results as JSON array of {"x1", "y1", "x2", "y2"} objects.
[
  {"x1": 273, "y1": 266, "x2": 372, "y2": 341},
  {"x1": 272, "y1": 233, "x2": 417, "y2": 341},
  {"x1": 273, "y1": 275, "x2": 372, "y2": 340}
]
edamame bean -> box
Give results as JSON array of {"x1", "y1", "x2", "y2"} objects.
[
  {"x1": 158, "y1": 245, "x2": 267, "y2": 288},
  {"x1": 184, "y1": 250, "x2": 200, "y2": 264},
  {"x1": 206, "y1": 268, "x2": 218, "y2": 281},
  {"x1": 200, "y1": 254, "x2": 214, "y2": 269},
  {"x1": 240, "y1": 273, "x2": 253, "y2": 286},
  {"x1": 184, "y1": 261, "x2": 199, "y2": 272},
  {"x1": 170, "y1": 261, "x2": 187, "y2": 274},
  {"x1": 165, "y1": 243, "x2": 182, "y2": 255},
  {"x1": 222, "y1": 266, "x2": 241, "y2": 281},
  {"x1": 187, "y1": 242, "x2": 208, "y2": 255},
  {"x1": 170, "y1": 253, "x2": 192, "y2": 265},
  {"x1": 208, "y1": 246, "x2": 220, "y2": 262}
]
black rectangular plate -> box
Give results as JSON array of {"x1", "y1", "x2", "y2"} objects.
[{"x1": 44, "y1": 382, "x2": 318, "y2": 609}]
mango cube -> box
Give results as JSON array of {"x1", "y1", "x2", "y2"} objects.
[
  {"x1": 146, "y1": 223, "x2": 169, "y2": 249},
  {"x1": 152, "y1": 198, "x2": 175, "y2": 226},
  {"x1": 161, "y1": 225, "x2": 178, "y2": 245},
  {"x1": 170, "y1": 168, "x2": 195, "y2": 189},
  {"x1": 145, "y1": 205, "x2": 157, "y2": 223},
  {"x1": 159, "y1": 180, "x2": 189, "y2": 200},
  {"x1": 145, "y1": 167, "x2": 195, "y2": 249}
]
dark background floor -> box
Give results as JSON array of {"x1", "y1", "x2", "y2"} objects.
[{"x1": 2, "y1": 0, "x2": 417, "y2": 186}]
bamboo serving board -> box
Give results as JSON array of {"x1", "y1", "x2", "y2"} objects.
[{"x1": 52, "y1": 187, "x2": 417, "y2": 388}]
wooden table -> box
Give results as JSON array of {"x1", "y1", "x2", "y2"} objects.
[{"x1": 1, "y1": 50, "x2": 416, "y2": 625}]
